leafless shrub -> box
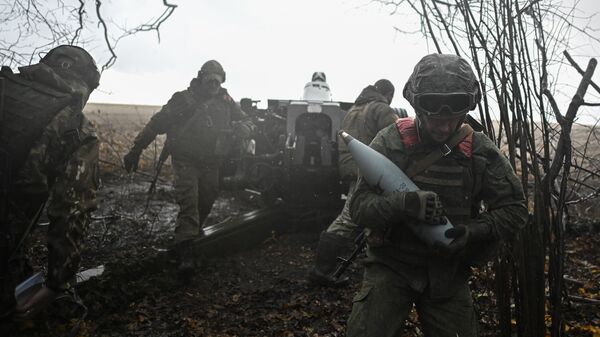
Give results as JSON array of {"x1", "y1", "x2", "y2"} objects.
[
  {"x1": 0, "y1": 0, "x2": 177, "y2": 70},
  {"x1": 88, "y1": 108, "x2": 171, "y2": 177}
]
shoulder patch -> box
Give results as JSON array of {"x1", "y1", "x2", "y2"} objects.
[
  {"x1": 395, "y1": 117, "x2": 419, "y2": 147},
  {"x1": 457, "y1": 129, "x2": 473, "y2": 158},
  {"x1": 217, "y1": 87, "x2": 233, "y2": 103},
  {"x1": 222, "y1": 94, "x2": 233, "y2": 102},
  {"x1": 395, "y1": 118, "x2": 473, "y2": 157}
]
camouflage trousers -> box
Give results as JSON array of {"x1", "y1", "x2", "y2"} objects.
[
  {"x1": 347, "y1": 263, "x2": 479, "y2": 337},
  {"x1": 172, "y1": 159, "x2": 220, "y2": 238},
  {"x1": 325, "y1": 180, "x2": 358, "y2": 240}
]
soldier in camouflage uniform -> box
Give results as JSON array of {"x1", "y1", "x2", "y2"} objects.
[
  {"x1": 308, "y1": 79, "x2": 402, "y2": 286},
  {"x1": 123, "y1": 60, "x2": 255, "y2": 244},
  {"x1": 0, "y1": 45, "x2": 100, "y2": 322},
  {"x1": 346, "y1": 54, "x2": 528, "y2": 337}
]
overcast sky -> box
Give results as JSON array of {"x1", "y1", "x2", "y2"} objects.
[
  {"x1": 87, "y1": 0, "x2": 599, "y2": 121},
  {"x1": 89, "y1": 0, "x2": 430, "y2": 107}
]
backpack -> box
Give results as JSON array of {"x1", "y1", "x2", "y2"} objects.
[{"x1": 0, "y1": 66, "x2": 74, "y2": 181}]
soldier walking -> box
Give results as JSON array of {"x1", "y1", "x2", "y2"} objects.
[
  {"x1": 346, "y1": 54, "x2": 528, "y2": 336},
  {"x1": 123, "y1": 60, "x2": 255, "y2": 244}
]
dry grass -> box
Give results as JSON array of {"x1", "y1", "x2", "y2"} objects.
[{"x1": 85, "y1": 103, "x2": 171, "y2": 176}]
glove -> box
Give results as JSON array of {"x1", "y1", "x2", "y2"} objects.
[
  {"x1": 389, "y1": 190, "x2": 445, "y2": 224},
  {"x1": 13, "y1": 285, "x2": 57, "y2": 321},
  {"x1": 123, "y1": 148, "x2": 142, "y2": 173},
  {"x1": 433, "y1": 221, "x2": 491, "y2": 256},
  {"x1": 232, "y1": 121, "x2": 253, "y2": 139}
]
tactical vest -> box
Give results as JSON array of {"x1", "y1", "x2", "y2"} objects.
[
  {"x1": 383, "y1": 118, "x2": 476, "y2": 262},
  {"x1": 398, "y1": 118, "x2": 475, "y2": 223},
  {"x1": 411, "y1": 156, "x2": 474, "y2": 223},
  {"x1": 337, "y1": 101, "x2": 376, "y2": 180},
  {"x1": 0, "y1": 66, "x2": 74, "y2": 182},
  {"x1": 168, "y1": 90, "x2": 234, "y2": 162}
]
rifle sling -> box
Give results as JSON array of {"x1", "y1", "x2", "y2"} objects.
[{"x1": 405, "y1": 124, "x2": 474, "y2": 178}]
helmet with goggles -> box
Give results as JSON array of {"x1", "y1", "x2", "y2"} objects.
[
  {"x1": 198, "y1": 59, "x2": 226, "y2": 84},
  {"x1": 403, "y1": 53, "x2": 481, "y2": 118},
  {"x1": 41, "y1": 45, "x2": 100, "y2": 90}
]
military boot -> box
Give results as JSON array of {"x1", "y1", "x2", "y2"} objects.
[{"x1": 308, "y1": 232, "x2": 353, "y2": 287}]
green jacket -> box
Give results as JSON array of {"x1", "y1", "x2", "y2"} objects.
[
  {"x1": 132, "y1": 85, "x2": 254, "y2": 164},
  {"x1": 349, "y1": 120, "x2": 527, "y2": 298},
  {"x1": 337, "y1": 85, "x2": 398, "y2": 181}
]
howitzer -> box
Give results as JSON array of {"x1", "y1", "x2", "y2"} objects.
[
  {"x1": 221, "y1": 99, "x2": 348, "y2": 208},
  {"x1": 338, "y1": 131, "x2": 454, "y2": 246},
  {"x1": 221, "y1": 100, "x2": 411, "y2": 209}
]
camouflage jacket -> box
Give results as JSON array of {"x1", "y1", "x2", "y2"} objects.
[
  {"x1": 337, "y1": 85, "x2": 398, "y2": 181},
  {"x1": 349, "y1": 119, "x2": 527, "y2": 298},
  {"x1": 10, "y1": 79, "x2": 99, "y2": 291},
  {"x1": 131, "y1": 86, "x2": 255, "y2": 164}
]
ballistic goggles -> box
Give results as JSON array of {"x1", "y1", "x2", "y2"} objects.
[
  {"x1": 203, "y1": 72, "x2": 224, "y2": 83},
  {"x1": 413, "y1": 92, "x2": 474, "y2": 117}
]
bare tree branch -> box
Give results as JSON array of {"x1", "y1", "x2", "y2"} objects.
[
  {"x1": 563, "y1": 50, "x2": 600, "y2": 95},
  {"x1": 0, "y1": 0, "x2": 178, "y2": 70}
]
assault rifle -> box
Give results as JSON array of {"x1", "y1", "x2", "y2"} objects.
[
  {"x1": 144, "y1": 140, "x2": 171, "y2": 212},
  {"x1": 332, "y1": 230, "x2": 367, "y2": 281}
]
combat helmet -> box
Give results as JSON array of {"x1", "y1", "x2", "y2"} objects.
[
  {"x1": 40, "y1": 45, "x2": 100, "y2": 90},
  {"x1": 198, "y1": 60, "x2": 226, "y2": 83},
  {"x1": 403, "y1": 53, "x2": 481, "y2": 117}
]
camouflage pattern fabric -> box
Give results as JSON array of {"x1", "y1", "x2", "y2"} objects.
[
  {"x1": 337, "y1": 85, "x2": 398, "y2": 182},
  {"x1": 172, "y1": 159, "x2": 219, "y2": 237},
  {"x1": 403, "y1": 53, "x2": 481, "y2": 100},
  {"x1": 131, "y1": 87, "x2": 254, "y2": 164},
  {"x1": 3, "y1": 95, "x2": 98, "y2": 304},
  {"x1": 347, "y1": 121, "x2": 527, "y2": 335},
  {"x1": 347, "y1": 263, "x2": 478, "y2": 337},
  {"x1": 12, "y1": 106, "x2": 98, "y2": 291}
]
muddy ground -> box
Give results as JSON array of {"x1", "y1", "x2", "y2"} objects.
[{"x1": 12, "y1": 173, "x2": 600, "y2": 337}]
